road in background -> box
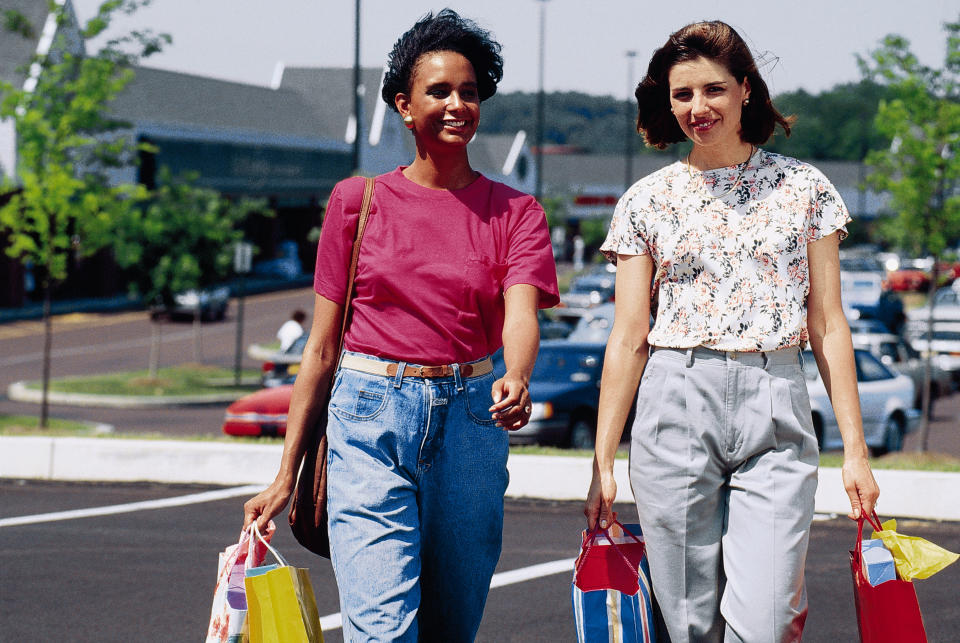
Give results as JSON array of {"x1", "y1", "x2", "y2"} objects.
[
  {"x1": 2, "y1": 480, "x2": 959, "y2": 642},
  {"x1": 0, "y1": 288, "x2": 317, "y2": 436}
]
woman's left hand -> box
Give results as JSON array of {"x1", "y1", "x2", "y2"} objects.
[
  {"x1": 489, "y1": 372, "x2": 531, "y2": 430},
  {"x1": 841, "y1": 455, "x2": 880, "y2": 521}
]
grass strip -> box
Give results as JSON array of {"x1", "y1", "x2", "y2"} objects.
[{"x1": 21, "y1": 364, "x2": 260, "y2": 397}]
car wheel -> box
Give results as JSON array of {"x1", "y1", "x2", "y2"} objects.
[
  {"x1": 875, "y1": 416, "x2": 904, "y2": 456},
  {"x1": 811, "y1": 413, "x2": 824, "y2": 451},
  {"x1": 568, "y1": 418, "x2": 595, "y2": 450}
]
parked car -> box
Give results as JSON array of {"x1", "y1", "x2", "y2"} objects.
[
  {"x1": 538, "y1": 310, "x2": 574, "y2": 340},
  {"x1": 165, "y1": 286, "x2": 230, "y2": 321},
  {"x1": 493, "y1": 340, "x2": 610, "y2": 448},
  {"x1": 222, "y1": 384, "x2": 292, "y2": 437},
  {"x1": 884, "y1": 268, "x2": 930, "y2": 293},
  {"x1": 803, "y1": 349, "x2": 919, "y2": 454},
  {"x1": 903, "y1": 319, "x2": 960, "y2": 386},
  {"x1": 566, "y1": 303, "x2": 616, "y2": 343},
  {"x1": 906, "y1": 284, "x2": 960, "y2": 322},
  {"x1": 850, "y1": 332, "x2": 952, "y2": 411},
  {"x1": 260, "y1": 333, "x2": 309, "y2": 387},
  {"x1": 840, "y1": 271, "x2": 904, "y2": 333},
  {"x1": 560, "y1": 265, "x2": 616, "y2": 309}
]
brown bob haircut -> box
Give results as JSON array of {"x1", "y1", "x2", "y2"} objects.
[{"x1": 635, "y1": 21, "x2": 793, "y2": 149}]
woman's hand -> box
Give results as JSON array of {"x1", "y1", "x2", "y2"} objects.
[
  {"x1": 841, "y1": 455, "x2": 879, "y2": 521},
  {"x1": 243, "y1": 477, "x2": 295, "y2": 532},
  {"x1": 489, "y1": 371, "x2": 531, "y2": 430},
  {"x1": 584, "y1": 467, "x2": 618, "y2": 531}
]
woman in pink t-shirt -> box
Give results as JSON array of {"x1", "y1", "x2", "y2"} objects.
[{"x1": 244, "y1": 10, "x2": 558, "y2": 641}]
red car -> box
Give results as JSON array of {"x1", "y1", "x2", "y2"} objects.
[
  {"x1": 222, "y1": 385, "x2": 292, "y2": 436},
  {"x1": 884, "y1": 269, "x2": 930, "y2": 292}
]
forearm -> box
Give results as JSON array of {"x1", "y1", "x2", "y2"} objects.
[
  {"x1": 501, "y1": 288, "x2": 540, "y2": 384},
  {"x1": 809, "y1": 316, "x2": 869, "y2": 459},
  {"x1": 594, "y1": 331, "x2": 648, "y2": 473}
]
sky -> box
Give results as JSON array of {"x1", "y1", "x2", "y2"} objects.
[{"x1": 71, "y1": 0, "x2": 957, "y2": 100}]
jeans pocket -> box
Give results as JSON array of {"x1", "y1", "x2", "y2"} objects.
[
  {"x1": 462, "y1": 372, "x2": 497, "y2": 426},
  {"x1": 329, "y1": 371, "x2": 389, "y2": 421}
]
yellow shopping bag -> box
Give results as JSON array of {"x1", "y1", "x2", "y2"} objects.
[
  {"x1": 244, "y1": 524, "x2": 324, "y2": 643},
  {"x1": 872, "y1": 518, "x2": 959, "y2": 581}
]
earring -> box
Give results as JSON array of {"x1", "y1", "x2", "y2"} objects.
[
  {"x1": 670, "y1": 107, "x2": 674, "y2": 113},
  {"x1": 403, "y1": 115, "x2": 414, "y2": 129},
  {"x1": 743, "y1": 98, "x2": 750, "y2": 106}
]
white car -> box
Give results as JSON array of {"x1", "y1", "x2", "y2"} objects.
[
  {"x1": 903, "y1": 319, "x2": 960, "y2": 386},
  {"x1": 803, "y1": 349, "x2": 919, "y2": 454},
  {"x1": 850, "y1": 332, "x2": 953, "y2": 410}
]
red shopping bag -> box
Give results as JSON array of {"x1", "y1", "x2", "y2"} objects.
[{"x1": 849, "y1": 512, "x2": 927, "y2": 643}]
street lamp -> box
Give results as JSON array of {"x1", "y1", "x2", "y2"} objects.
[
  {"x1": 534, "y1": 0, "x2": 549, "y2": 202},
  {"x1": 352, "y1": 0, "x2": 362, "y2": 174},
  {"x1": 624, "y1": 50, "x2": 637, "y2": 192}
]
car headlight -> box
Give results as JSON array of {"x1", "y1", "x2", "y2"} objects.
[{"x1": 529, "y1": 402, "x2": 553, "y2": 421}]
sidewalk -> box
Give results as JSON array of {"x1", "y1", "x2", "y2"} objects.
[{"x1": 2, "y1": 435, "x2": 958, "y2": 521}]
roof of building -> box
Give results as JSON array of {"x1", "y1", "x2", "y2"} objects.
[
  {"x1": 0, "y1": 0, "x2": 60, "y2": 88},
  {"x1": 278, "y1": 66, "x2": 385, "y2": 142},
  {"x1": 110, "y1": 66, "x2": 334, "y2": 144}
]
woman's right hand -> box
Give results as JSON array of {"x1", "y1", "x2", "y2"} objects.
[
  {"x1": 584, "y1": 469, "x2": 617, "y2": 531},
  {"x1": 243, "y1": 477, "x2": 295, "y2": 532}
]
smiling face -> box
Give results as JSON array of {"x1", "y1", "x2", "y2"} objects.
[
  {"x1": 668, "y1": 56, "x2": 750, "y2": 155},
  {"x1": 394, "y1": 50, "x2": 480, "y2": 151}
]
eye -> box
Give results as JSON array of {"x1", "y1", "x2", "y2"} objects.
[
  {"x1": 428, "y1": 89, "x2": 449, "y2": 98},
  {"x1": 707, "y1": 86, "x2": 725, "y2": 94},
  {"x1": 671, "y1": 90, "x2": 691, "y2": 101}
]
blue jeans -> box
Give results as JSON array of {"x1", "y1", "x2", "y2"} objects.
[{"x1": 326, "y1": 351, "x2": 509, "y2": 642}]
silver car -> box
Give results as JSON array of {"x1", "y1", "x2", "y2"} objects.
[
  {"x1": 803, "y1": 349, "x2": 919, "y2": 454},
  {"x1": 850, "y1": 332, "x2": 953, "y2": 411}
]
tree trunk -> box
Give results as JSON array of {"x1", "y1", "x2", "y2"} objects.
[
  {"x1": 40, "y1": 281, "x2": 52, "y2": 429},
  {"x1": 148, "y1": 316, "x2": 161, "y2": 379},
  {"x1": 193, "y1": 300, "x2": 203, "y2": 363},
  {"x1": 916, "y1": 260, "x2": 939, "y2": 452}
]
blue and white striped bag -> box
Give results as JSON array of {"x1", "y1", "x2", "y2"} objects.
[{"x1": 572, "y1": 522, "x2": 657, "y2": 643}]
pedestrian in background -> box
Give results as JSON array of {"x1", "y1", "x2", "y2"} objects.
[
  {"x1": 276, "y1": 309, "x2": 307, "y2": 351},
  {"x1": 243, "y1": 9, "x2": 558, "y2": 641},
  {"x1": 584, "y1": 21, "x2": 879, "y2": 642}
]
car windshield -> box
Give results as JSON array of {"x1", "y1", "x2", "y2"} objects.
[{"x1": 530, "y1": 347, "x2": 602, "y2": 381}]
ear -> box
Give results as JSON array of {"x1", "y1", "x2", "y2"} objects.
[
  {"x1": 741, "y1": 77, "x2": 751, "y2": 103},
  {"x1": 395, "y1": 93, "x2": 411, "y2": 118}
]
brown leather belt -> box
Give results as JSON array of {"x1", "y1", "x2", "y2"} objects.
[{"x1": 339, "y1": 354, "x2": 494, "y2": 379}]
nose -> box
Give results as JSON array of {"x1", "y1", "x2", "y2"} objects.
[
  {"x1": 691, "y1": 91, "x2": 709, "y2": 116},
  {"x1": 447, "y1": 91, "x2": 464, "y2": 110}
]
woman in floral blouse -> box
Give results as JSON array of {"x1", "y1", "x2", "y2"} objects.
[{"x1": 584, "y1": 21, "x2": 879, "y2": 642}]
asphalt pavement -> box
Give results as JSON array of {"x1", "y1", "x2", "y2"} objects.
[{"x1": 2, "y1": 480, "x2": 959, "y2": 642}]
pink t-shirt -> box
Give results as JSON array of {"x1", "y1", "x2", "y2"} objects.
[{"x1": 314, "y1": 168, "x2": 559, "y2": 364}]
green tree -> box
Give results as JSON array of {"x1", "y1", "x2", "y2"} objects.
[
  {"x1": 0, "y1": 1, "x2": 168, "y2": 427},
  {"x1": 111, "y1": 168, "x2": 267, "y2": 376},
  {"x1": 860, "y1": 19, "x2": 960, "y2": 451}
]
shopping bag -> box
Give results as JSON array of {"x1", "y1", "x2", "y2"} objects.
[
  {"x1": 849, "y1": 512, "x2": 927, "y2": 643},
  {"x1": 245, "y1": 523, "x2": 324, "y2": 643},
  {"x1": 572, "y1": 520, "x2": 656, "y2": 643},
  {"x1": 205, "y1": 521, "x2": 276, "y2": 643},
  {"x1": 870, "y1": 518, "x2": 959, "y2": 581}
]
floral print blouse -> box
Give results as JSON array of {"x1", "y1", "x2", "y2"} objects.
[{"x1": 600, "y1": 149, "x2": 850, "y2": 351}]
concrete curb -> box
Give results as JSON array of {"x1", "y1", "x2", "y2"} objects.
[
  {"x1": 2, "y1": 436, "x2": 959, "y2": 521},
  {"x1": 6, "y1": 381, "x2": 248, "y2": 409}
]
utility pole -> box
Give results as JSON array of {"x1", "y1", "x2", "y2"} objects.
[
  {"x1": 534, "y1": 0, "x2": 549, "y2": 202},
  {"x1": 352, "y1": 0, "x2": 362, "y2": 174},
  {"x1": 624, "y1": 50, "x2": 637, "y2": 192}
]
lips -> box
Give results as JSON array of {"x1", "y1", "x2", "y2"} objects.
[
  {"x1": 443, "y1": 119, "x2": 469, "y2": 129},
  {"x1": 691, "y1": 119, "x2": 717, "y2": 132}
]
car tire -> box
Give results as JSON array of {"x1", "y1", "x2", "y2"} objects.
[
  {"x1": 568, "y1": 418, "x2": 595, "y2": 450},
  {"x1": 875, "y1": 416, "x2": 904, "y2": 456}
]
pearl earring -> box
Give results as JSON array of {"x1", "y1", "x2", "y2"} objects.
[
  {"x1": 743, "y1": 98, "x2": 750, "y2": 106},
  {"x1": 403, "y1": 115, "x2": 414, "y2": 129}
]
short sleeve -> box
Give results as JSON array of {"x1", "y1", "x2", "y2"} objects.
[
  {"x1": 599, "y1": 188, "x2": 652, "y2": 264},
  {"x1": 313, "y1": 177, "x2": 367, "y2": 303},
  {"x1": 805, "y1": 168, "x2": 851, "y2": 243},
  {"x1": 502, "y1": 202, "x2": 560, "y2": 309}
]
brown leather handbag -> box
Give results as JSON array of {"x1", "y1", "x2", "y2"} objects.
[{"x1": 288, "y1": 176, "x2": 375, "y2": 558}]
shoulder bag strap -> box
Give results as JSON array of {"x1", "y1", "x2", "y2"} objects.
[{"x1": 336, "y1": 176, "x2": 375, "y2": 353}]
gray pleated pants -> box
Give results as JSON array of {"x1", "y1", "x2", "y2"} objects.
[{"x1": 630, "y1": 346, "x2": 819, "y2": 643}]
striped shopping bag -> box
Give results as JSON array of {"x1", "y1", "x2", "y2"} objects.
[{"x1": 572, "y1": 521, "x2": 657, "y2": 643}]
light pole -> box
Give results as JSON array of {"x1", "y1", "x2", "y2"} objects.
[
  {"x1": 534, "y1": 0, "x2": 549, "y2": 202},
  {"x1": 624, "y1": 50, "x2": 637, "y2": 192},
  {"x1": 352, "y1": 0, "x2": 362, "y2": 174}
]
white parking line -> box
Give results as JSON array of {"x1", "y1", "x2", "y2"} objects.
[
  {"x1": 318, "y1": 557, "x2": 578, "y2": 632},
  {"x1": 0, "y1": 484, "x2": 262, "y2": 527}
]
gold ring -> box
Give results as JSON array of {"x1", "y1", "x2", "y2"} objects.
[{"x1": 524, "y1": 405, "x2": 531, "y2": 413}]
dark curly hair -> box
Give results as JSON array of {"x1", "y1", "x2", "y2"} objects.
[
  {"x1": 381, "y1": 9, "x2": 503, "y2": 112},
  {"x1": 635, "y1": 21, "x2": 794, "y2": 149}
]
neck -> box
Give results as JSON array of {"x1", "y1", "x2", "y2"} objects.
[
  {"x1": 687, "y1": 141, "x2": 754, "y2": 171},
  {"x1": 403, "y1": 145, "x2": 475, "y2": 190}
]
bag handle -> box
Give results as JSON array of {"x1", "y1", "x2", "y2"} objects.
[
  {"x1": 336, "y1": 176, "x2": 375, "y2": 355},
  {"x1": 573, "y1": 519, "x2": 644, "y2": 583},
  {"x1": 854, "y1": 511, "x2": 885, "y2": 559},
  {"x1": 252, "y1": 521, "x2": 290, "y2": 568}
]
